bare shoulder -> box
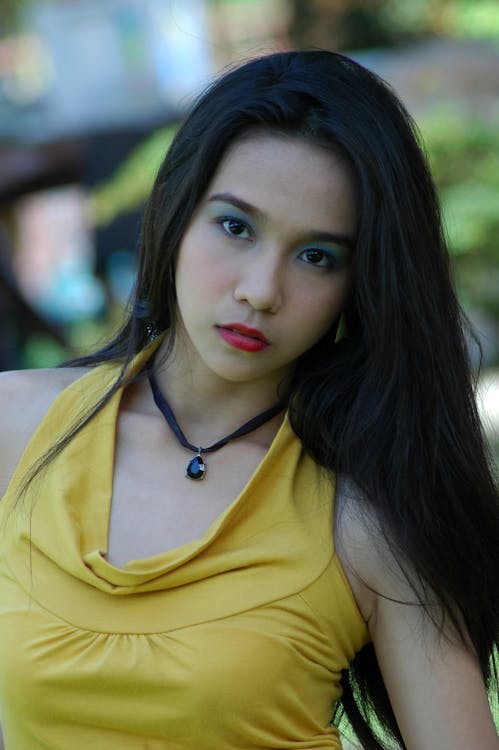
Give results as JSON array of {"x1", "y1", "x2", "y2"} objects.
[
  {"x1": 0, "y1": 365, "x2": 91, "y2": 424},
  {"x1": 333, "y1": 475, "x2": 390, "y2": 622},
  {"x1": 335, "y1": 476, "x2": 441, "y2": 620},
  {"x1": 0, "y1": 366, "x2": 91, "y2": 497}
]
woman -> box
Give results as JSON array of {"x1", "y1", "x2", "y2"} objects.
[{"x1": 0, "y1": 50, "x2": 497, "y2": 750}]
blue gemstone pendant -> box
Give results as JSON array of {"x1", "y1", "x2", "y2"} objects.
[{"x1": 186, "y1": 453, "x2": 205, "y2": 480}]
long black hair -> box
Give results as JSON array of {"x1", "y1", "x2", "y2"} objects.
[{"x1": 19, "y1": 51, "x2": 499, "y2": 748}]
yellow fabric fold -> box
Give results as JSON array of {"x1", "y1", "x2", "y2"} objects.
[{"x1": 0, "y1": 344, "x2": 369, "y2": 749}]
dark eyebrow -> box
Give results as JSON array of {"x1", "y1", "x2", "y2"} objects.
[
  {"x1": 208, "y1": 191, "x2": 355, "y2": 250},
  {"x1": 208, "y1": 192, "x2": 265, "y2": 220}
]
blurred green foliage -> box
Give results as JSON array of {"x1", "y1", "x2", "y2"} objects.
[
  {"x1": 88, "y1": 125, "x2": 177, "y2": 228},
  {"x1": 21, "y1": 333, "x2": 68, "y2": 368},
  {"x1": 420, "y1": 109, "x2": 499, "y2": 328},
  {"x1": 0, "y1": 0, "x2": 36, "y2": 34},
  {"x1": 289, "y1": 0, "x2": 499, "y2": 50},
  {"x1": 385, "y1": 0, "x2": 499, "y2": 42}
]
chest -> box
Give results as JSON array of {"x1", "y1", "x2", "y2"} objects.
[
  {"x1": 106, "y1": 410, "x2": 269, "y2": 567},
  {"x1": 0, "y1": 571, "x2": 345, "y2": 748}
]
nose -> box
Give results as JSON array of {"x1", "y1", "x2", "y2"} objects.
[{"x1": 233, "y1": 250, "x2": 283, "y2": 313}]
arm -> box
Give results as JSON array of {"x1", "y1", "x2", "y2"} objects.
[
  {"x1": 335, "y1": 481, "x2": 499, "y2": 750},
  {"x1": 370, "y1": 583, "x2": 498, "y2": 750}
]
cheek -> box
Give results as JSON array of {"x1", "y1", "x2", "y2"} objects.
[
  {"x1": 294, "y1": 278, "x2": 349, "y2": 337},
  {"x1": 175, "y1": 260, "x2": 236, "y2": 325},
  {"x1": 176, "y1": 226, "x2": 236, "y2": 299},
  {"x1": 177, "y1": 263, "x2": 233, "y2": 304}
]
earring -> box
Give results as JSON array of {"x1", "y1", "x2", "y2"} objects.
[
  {"x1": 334, "y1": 314, "x2": 346, "y2": 343},
  {"x1": 146, "y1": 321, "x2": 161, "y2": 341},
  {"x1": 135, "y1": 298, "x2": 160, "y2": 340}
]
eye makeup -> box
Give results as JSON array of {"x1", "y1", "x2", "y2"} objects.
[
  {"x1": 218, "y1": 216, "x2": 253, "y2": 239},
  {"x1": 297, "y1": 246, "x2": 344, "y2": 270},
  {"x1": 206, "y1": 191, "x2": 354, "y2": 263}
]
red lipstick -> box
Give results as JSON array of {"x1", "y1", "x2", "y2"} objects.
[{"x1": 216, "y1": 323, "x2": 269, "y2": 352}]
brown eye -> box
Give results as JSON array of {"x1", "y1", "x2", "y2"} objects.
[
  {"x1": 304, "y1": 249, "x2": 324, "y2": 264},
  {"x1": 220, "y1": 217, "x2": 251, "y2": 239},
  {"x1": 299, "y1": 247, "x2": 340, "y2": 269}
]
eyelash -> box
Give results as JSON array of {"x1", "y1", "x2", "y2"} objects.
[
  {"x1": 298, "y1": 247, "x2": 341, "y2": 270},
  {"x1": 216, "y1": 215, "x2": 341, "y2": 270},
  {"x1": 218, "y1": 216, "x2": 253, "y2": 240}
]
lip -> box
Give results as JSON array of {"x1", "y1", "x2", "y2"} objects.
[{"x1": 216, "y1": 323, "x2": 269, "y2": 352}]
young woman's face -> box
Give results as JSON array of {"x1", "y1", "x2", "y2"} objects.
[{"x1": 174, "y1": 133, "x2": 357, "y2": 392}]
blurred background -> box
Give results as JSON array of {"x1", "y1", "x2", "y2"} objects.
[{"x1": 0, "y1": 0, "x2": 498, "y2": 457}]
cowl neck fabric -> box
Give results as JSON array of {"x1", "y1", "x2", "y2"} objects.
[{"x1": 1, "y1": 341, "x2": 340, "y2": 635}]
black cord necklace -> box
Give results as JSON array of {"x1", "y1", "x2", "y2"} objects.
[{"x1": 148, "y1": 372, "x2": 284, "y2": 480}]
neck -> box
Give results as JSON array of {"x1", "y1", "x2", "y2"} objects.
[{"x1": 146, "y1": 335, "x2": 288, "y2": 447}]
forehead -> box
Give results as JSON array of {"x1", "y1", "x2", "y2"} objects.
[{"x1": 206, "y1": 133, "x2": 358, "y2": 237}]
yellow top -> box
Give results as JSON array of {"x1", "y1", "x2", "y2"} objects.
[{"x1": 0, "y1": 346, "x2": 369, "y2": 749}]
